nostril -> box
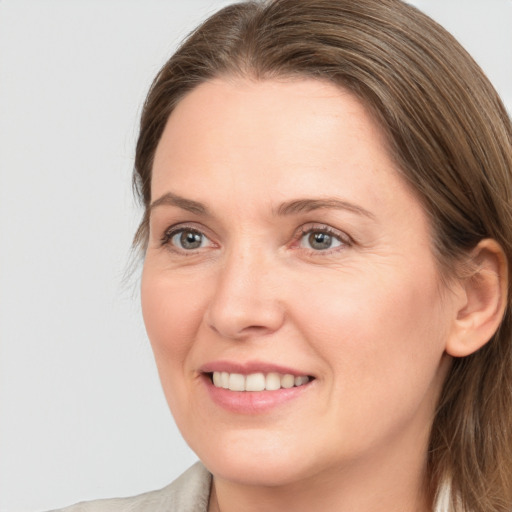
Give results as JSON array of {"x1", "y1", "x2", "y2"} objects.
[{"x1": 207, "y1": 320, "x2": 278, "y2": 341}]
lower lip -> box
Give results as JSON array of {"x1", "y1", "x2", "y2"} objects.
[{"x1": 202, "y1": 375, "x2": 313, "y2": 414}]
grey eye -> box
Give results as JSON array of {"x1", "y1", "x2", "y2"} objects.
[
  {"x1": 171, "y1": 230, "x2": 208, "y2": 250},
  {"x1": 301, "y1": 231, "x2": 343, "y2": 251}
]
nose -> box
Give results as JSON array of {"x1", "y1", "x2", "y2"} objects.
[{"x1": 204, "y1": 248, "x2": 285, "y2": 340}]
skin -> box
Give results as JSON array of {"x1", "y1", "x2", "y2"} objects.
[{"x1": 141, "y1": 78, "x2": 466, "y2": 512}]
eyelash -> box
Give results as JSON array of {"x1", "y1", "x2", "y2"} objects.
[
  {"x1": 160, "y1": 225, "x2": 213, "y2": 254},
  {"x1": 295, "y1": 224, "x2": 352, "y2": 254},
  {"x1": 160, "y1": 223, "x2": 352, "y2": 255}
]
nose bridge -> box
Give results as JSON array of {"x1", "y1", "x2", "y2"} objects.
[{"x1": 205, "y1": 238, "x2": 284, "y2": 340}]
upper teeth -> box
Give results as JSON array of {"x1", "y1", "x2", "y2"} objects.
[{"x1": 212, "y1": 371, "x2": 310, "y2": 392}]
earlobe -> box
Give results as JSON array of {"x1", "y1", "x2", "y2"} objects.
[{"x1": 446, "y1": 239, "x2": 508, "y2": 358}]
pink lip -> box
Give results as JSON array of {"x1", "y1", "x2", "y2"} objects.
[
  {"x1": 200, "y1": 360, "x2": 311, "y2": 377},
  {"x1": 198, "y1": 360, "x2": 314, "y2": 415}
]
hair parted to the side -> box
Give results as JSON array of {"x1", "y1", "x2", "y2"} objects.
[{"x1": 133, "y1": 1, "x2": 512, "y2": 510}]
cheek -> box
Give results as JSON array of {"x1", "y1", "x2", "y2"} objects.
[
  {"x1": 140, "y1": 264, "x2": 216, "y2": 429},
  {"x1": 293, "y1": 266, "x2": 449, "y2": 399},
  {"x1": 302, "y1": 272, "x2": 449, "y2": 450},
  {"x1": 140, "y1": 266, "x2": 208, "y2": 365}
]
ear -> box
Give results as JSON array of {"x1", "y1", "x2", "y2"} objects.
[{"x1": 446, "y1": 239, "x2": 508, "y2": 358}]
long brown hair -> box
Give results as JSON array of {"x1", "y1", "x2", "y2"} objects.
[{"x1": 133, "y1": 1, "x2": 512, "y2": 510}]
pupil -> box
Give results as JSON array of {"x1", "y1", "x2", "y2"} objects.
[
  {"x1": 180, "y1": 231, "x2": 202, "y2": 249},
  {"x1": 309, "y1": 232, "x2": 331, "y2": 250}
]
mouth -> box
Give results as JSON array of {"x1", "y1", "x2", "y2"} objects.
[
  {"x1": 207, "y1": 371, "x2": 313, "y2": 392},
  {"x1": 200, "y1": 364, "x2": 316, "y2": 413}
]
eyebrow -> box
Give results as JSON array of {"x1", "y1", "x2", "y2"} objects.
[
  {"x1": 150, "y1": 192, "x2": 209, "y2": 216},
  {"x1": 150, "y1": 192, "x2": 374, "y2": 220},
  {"x1": 276, "y1": 198, "x2": 375, "y2": 219}
]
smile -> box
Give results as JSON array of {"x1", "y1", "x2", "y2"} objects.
[{"x1": 211, "y1": 371, "x2": 311, "y2": 391}]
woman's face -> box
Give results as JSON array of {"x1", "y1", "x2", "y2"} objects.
[{"x1": 142, "y1": 78, "x2": 457, "y2": 487}]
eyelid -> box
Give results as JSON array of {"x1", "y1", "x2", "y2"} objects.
[
  {"x1": 160, "y1": 222, "x2": 216, "y2": 252},
  {"x1": 292, "y1": 223, "x2": 353, "y2": 252}
]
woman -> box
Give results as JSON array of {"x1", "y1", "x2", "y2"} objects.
[{"x1": 55, "y1": 0, "x2": 512, "y2": 511}]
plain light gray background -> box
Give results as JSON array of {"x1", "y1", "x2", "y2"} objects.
[{"x1": 1, "y1": 1, "x2": 511, "y2": 511}]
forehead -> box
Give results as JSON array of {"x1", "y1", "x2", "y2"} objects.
[{"x1": 151, "y1": 78, "x2": 397, "y2": 200}]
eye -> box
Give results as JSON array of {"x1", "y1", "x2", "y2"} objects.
[
  {"x1": 298, "y1": 227, "x2": 346, "y2": 251},
  {"x1": 163, "y1": 227, "x2": 213, "y2": 251}
]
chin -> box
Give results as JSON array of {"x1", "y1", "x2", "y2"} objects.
[
  {"x1": 184, "y1": 428, "x2": 328, "y2": 487},
  {"x1": 203, "y1": 454, "x2": 310, "y2": 487}
]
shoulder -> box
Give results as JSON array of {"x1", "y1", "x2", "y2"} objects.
[{"x1": 48, "y1": 462, "x2": 211, "y2": 512}]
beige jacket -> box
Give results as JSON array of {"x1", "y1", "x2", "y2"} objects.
[{"x1": 50, "y1": 463, "x2": 211, "y2": 512}]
